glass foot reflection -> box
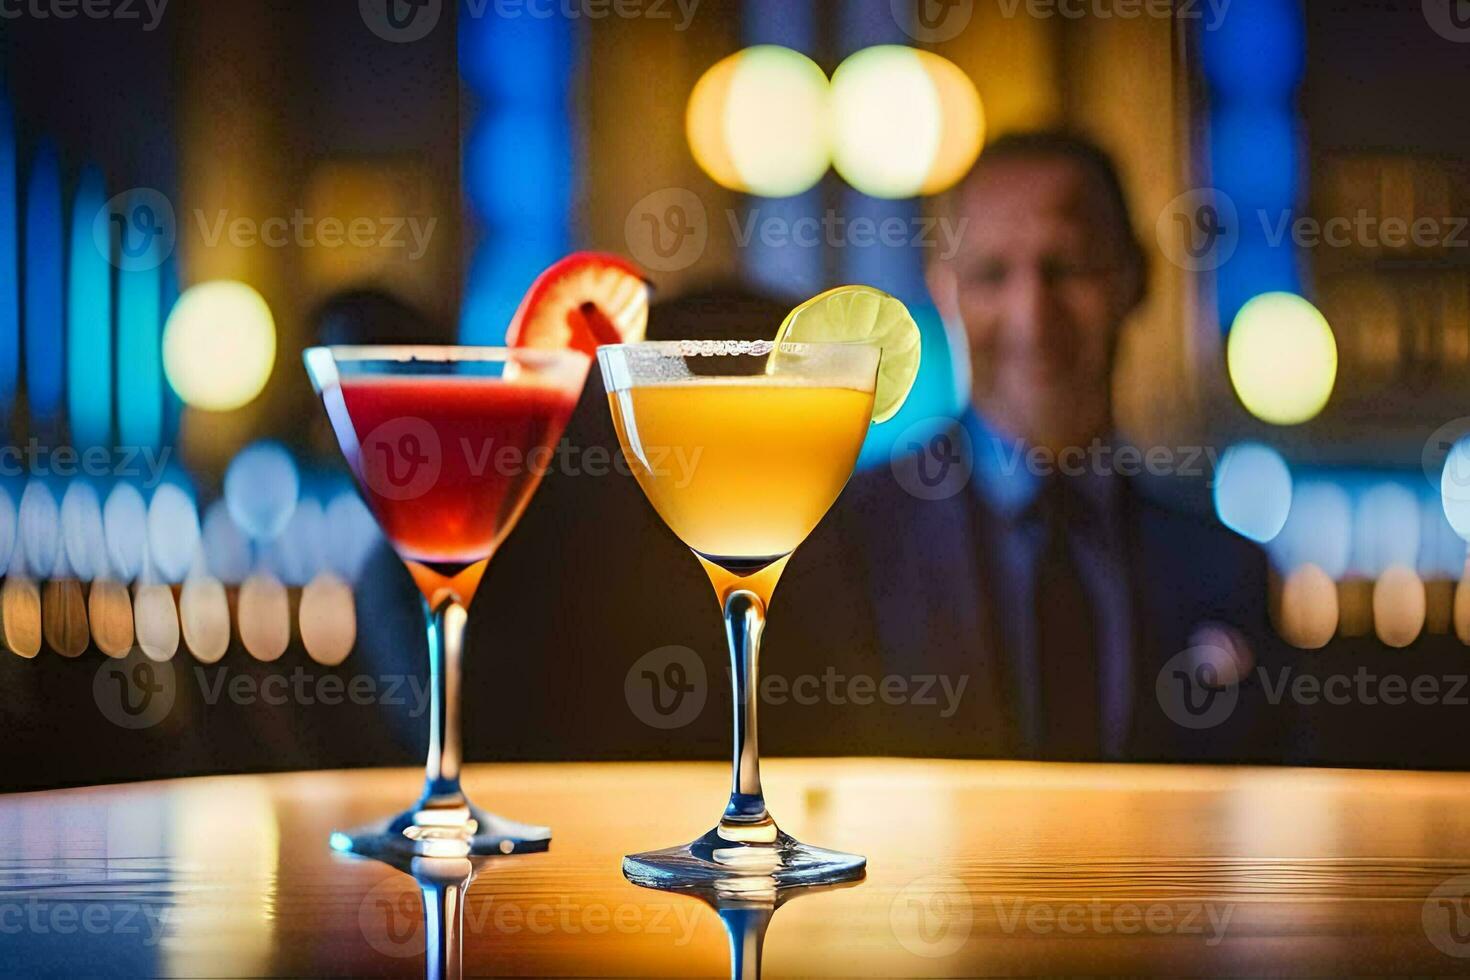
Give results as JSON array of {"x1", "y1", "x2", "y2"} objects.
[
  {"x1": 332, "y1": 798, "x2": 550, "y2": 859},
  {"x1": 630, "y1": 870, "x2": 864, "y2": 979},
  {"x1": 623, "y1": 822, "x2": 865, "y2": 888},
  {"x1": 348, "y1": 848, "x2": 489, "y2": 980}
]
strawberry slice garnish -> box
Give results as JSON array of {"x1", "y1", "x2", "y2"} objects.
[{"x1": 505, "y1": 252, "x2": 650, "y2": 354}]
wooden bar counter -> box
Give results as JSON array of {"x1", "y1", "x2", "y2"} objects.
[{"x1": 2, "y1": 759, "x2": 1469, "y2": 976}]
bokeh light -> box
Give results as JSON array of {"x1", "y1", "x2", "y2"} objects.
[
  {"x1": 102, "y1": 483, "x2": 147, "y2": 582},
  {"x1": 18, "y1": 479, "x2": 58, "y2": 578},
  {"x1": 1456, "y1": 580, "x2": 1470, "y2": 645},
  {"x1": 134, "y1": 583, "x2": 179, "y2": 662},
  {"x1": 225, "y1": 441, "x2": 299, "y2": 540},
  {"x1": 88, "y1": 579, "x2": 133, "y2": 658},
  {"x1": 147, "y1": 483, "x2": 200, "y2": 583},
  {"x1": 687, "y1": 46, "x2": 830, "y2": 198},
  {"x1": 180, "y1": 575, "x2": 229, "y2": 664},
  {"x1": 267, "y1": 496, "x2": 325, "y2": 587},
  {"x1": 1419, "y1": 489, "x2": 1467, "y2": 578},
  {"x1": 1352, "y1": 482, "x2": 1420, "y2": 577},
  {"x1": 60, "y1": 481, "x2": 106, "y2": 581},
  {"x1": 162, "y1": 280, "x2": 276, "y2": 412},
  {"x1": 300, "y1": 572, "x2": 355, "y2": 667},
  {"x1": 1373, "y1": 563, "x2": 1425, "y2": 648},
  {"x1": 1278, "y1": 563, "x2": 1338, "y2": 649},
  {"x1": 1213, "y1": 442, "x2": 1292, "y2": 543},
  {"x1": 1268, "y1": 480, "x2": 1352, "y2": 579},
  {"x1": 829, "y1": 46, "x2": 984, "y2": 199},
  {"x1": 1442, "y1": 436, "x2": 1470, "y2": 539},
  {"x1": 239, "y1": 572, "x2": 290, "y2": 662},
  {"x1": 0, "y1": 483, "x2": 15, "y2": 577},
  {"x1": 1199, "y1": 0, "x2": 1305, "y2": 100},
  {"x1": 201, "y1": 499, "x2": 254, "y2": 584},
  {"x1": 1227, "y1": 292, "x2": 1337, "y2": 425},
  {"x1": 324, "y1": 492, "x2": 380, "y2": 584}
]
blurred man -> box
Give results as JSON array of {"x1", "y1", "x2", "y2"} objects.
[{"x1": 786, "y1": 131, "x2": 1288, "y2": 763}]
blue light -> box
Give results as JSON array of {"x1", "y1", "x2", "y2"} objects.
[
  {"x1": 1215, "y1": 240, "x2": 1300, "y2": 332},
  {"x1": 1421, "y1": 489, "x2": 1466, "y2": 579},
  {"x1": 1199, "y1": 0, "x2": 1305, "y2": 104},
  {"x1": 463, "y1": 112, "x2": 572, "y2": 226},
  {"x1": 1211, "y1": 106, "x2": 1301, "y2": 215},
  {"x1": 1351, "y1": 480, "x2": 1421, "y2": 577},
  {"x1": 201, "y1": 499, "x2": 253, "y2": 584},
  {"x1": 747, "y1": 0, "x2": 815, "y2": 45},
  {"x1": 0, "y1": 95, "x2": 16, "y2": 423},
  {"x1": 0, "y1": 482, "x2": 14, "y2": 577},
  {"x1": 117, "y1": 190, "x2": 163, "y2": 449},
  {"x1": 1201, "y1": 0, "x2": 1306, "y2": 335},
  {"x1": 23, "y1": 142, "x2": 64, "y2": 424},
  {"x1": 102, "y1": 481, "x2": 147, "y2": 581},
  {"x1": 1268, "y1": 479, "x2": 1352, "y2": 579},
  {"x1": 458, "y1": 0, "x2": 573, "y2": 103},
  {"x1": 460, "y1": 238, "x2": 551, "y2": 344},
  {"x1": 743, "y1": 190, "x2": 825, "y2": 299},
  {"x1": 161, "y1": 254, "x2": 183, "y2": 440},
  {"x1": 60, "y1": 480, "x2": 107, "y2": 581},
  {"x1": 68, "y1": 167, "x2": 112, "y2": 447},
  {"x1": 840, "y1": 192, "x2": 928, "y2": 306},
  {"x1": 857, "y1": 303, "x2": 965, "y2": 469},
  {"x1": 457, "y1": 7, "x2": 575, "y2": 343},
  {"x1": 18, "y1": 478, "x2": 60, "y2": 578},
  {"x1": 225, "y1": 441, "x2": 300, "y2": 541},
  {"x1": 1441, "y1": 436, "x2": 1470, "y2": 541},
  {"x1": 739, "y1": 0, "x2": 823, "y2": 292},
  {"x1": 1213, "y1": 442, "x2": 1292, "y2": 543}
]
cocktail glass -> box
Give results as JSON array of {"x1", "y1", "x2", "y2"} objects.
[
  {"x1": 305, "y1": 345, "x2": 589, "y2": 859},
  {"x1": 598, "y1": 339, "x2": 878, "y2": 887}
]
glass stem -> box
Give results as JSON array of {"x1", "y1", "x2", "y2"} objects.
[
  {"x1": 423, "y1": 596, "x2": 468, "y2": 802},
  {"x1": 721, "y1": 907, "x2": 772, "y2": 980},
  {"x1": 420, "y1": 875, "x2": 467, "y2": 980},
  {"x1": 721, "y1": 589, "x2": 769, "y2": 827}
]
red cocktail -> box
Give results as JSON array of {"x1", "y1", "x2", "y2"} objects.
[
  {"x1": 337, "y1": 374, "x2": 578, "y2": 604},
  {"x1": 305, "y1": 345, "x2": 589, "y2": 859}
]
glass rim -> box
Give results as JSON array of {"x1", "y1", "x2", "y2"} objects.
[
  {"x1": 597, "y1": 339, "x2": 879, "y2": 357},
  {"x1": 304, "y1": 344, "x2": 591, "y2": 366}
]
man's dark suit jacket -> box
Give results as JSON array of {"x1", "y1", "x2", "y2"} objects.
[{"x1": 771, "y1": 427, "x2": 1299, "y2": 763}]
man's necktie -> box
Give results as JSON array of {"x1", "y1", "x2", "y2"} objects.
[{"x1": 1032, "y1": 476, "x2": 1103, "y2": 759}]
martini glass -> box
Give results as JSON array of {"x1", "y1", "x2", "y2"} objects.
[
  {"x1": 598, "y1": 339, "x2": 878, "y2": 887},
  {"x1": 305, "y1": 345, "x2": 589, "y2": 858}
]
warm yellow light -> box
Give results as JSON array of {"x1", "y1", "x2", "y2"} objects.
[
  {"x1": 686, "y1": 46, "x2": 830, "y2": 198},
  {"x1": 829, "y1": 46, "x2": 984, "y2": 199},
  {"x1": 163, "y1": 280, "x2": 276, "y2": 412},
  {"x1": 1227, "y1": 292, "x2": 1337, "y2": 426},
  {"x1": 1373, "y1": 563, "x2": 1425, "y2": 649},
  {"x1": 1277, "y1": 563, "x2": 1337, "y2": 650}
]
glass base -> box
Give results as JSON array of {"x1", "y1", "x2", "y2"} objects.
[
  {"x1": 331, "y1": 798, "x2": 551, "y2": 860},
  {"x1": 623, "y1": 824, "x2": 865, "y2": 888}
]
